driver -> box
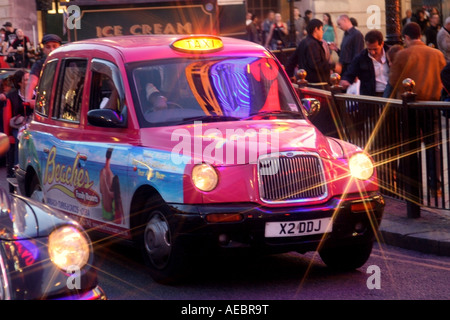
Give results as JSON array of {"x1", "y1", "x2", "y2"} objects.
[{"x1": 146, "y1": 83, "x2": 168, "y2": 110}]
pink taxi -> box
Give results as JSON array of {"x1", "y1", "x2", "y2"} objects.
[{"x1": 17, "y1": 35, "x2": 384, "y2": 283}]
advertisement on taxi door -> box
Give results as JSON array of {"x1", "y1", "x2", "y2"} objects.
[
  {"x1": 38, "y1": 137, "x2": 187, "y2": 237},
  {"x1": 41, "y1": 142, "x2": 129, "y2": 235}
]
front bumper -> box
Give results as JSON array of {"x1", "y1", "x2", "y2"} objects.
[{"x1": 167, "y1": 194, "x2": 384, "y2": 254}]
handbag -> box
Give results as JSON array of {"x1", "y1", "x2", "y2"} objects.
[{"x1": 9, "y1": 114, "x2": 25, "y2": 129}]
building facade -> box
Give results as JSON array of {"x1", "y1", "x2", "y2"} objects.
[
  {"x1": 0, "y1": 0, "x2": 38, "y2": 47},
  {"x1": 1, "y1": 0, "x2": 447, "y2": 47}
]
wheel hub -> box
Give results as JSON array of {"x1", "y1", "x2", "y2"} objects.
[{"x1": 144, "y1": 213, "x2": 171, "y2": 269}]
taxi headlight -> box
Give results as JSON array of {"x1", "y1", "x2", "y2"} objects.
[
  {"x1": 192, "y1": 163, "x2": 218, "y2": 192},
  {"x1": 349, "y1": 153, "x2": 374, "y2": 180},
  {"x1": 48, "y1": 226, "x2": 90, "y2": 271}
]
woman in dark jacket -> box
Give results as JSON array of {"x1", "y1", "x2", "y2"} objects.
[{"x1": 3, "y1": 69, "x2": 32, "y2": 176}]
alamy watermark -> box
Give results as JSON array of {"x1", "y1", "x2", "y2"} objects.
[
  {"x1": 66, "y1": 265, "x2": 81, "y2": 290},
  {"x1": 170, "y1": 121, "x2": 280, "y2": 169},
  {"x1": 366, "y1": 265, "x2": 381, "y2": 289},
  {"x1": 367, "y1": 5, "x2": 381, "y2": 30},
  {"x1": 66, "y1": 5, "x2": 81, "y2": 30}
]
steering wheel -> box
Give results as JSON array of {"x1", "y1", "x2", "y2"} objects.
[{"x1": 167, "y1": 101, "x2": 182, "y2": 109}]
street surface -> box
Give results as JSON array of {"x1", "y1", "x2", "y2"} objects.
[
  {"x1": 1, "y1": 166, "x2": 449, "y2": 301},
  {"x1": 91, "y1": 235, "x2": 450, "y2": 300}
]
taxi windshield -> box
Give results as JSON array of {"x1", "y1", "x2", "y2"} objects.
[{"x1": 129, "y1": 56, "x2": 304, "y2": 127}]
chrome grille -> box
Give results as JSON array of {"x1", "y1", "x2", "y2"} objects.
[{"x1": 258, "y1": 152, "x2": 327, "y2": 203}]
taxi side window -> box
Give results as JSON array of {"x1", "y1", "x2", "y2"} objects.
[
  {"x1": 89, "y1": 59, "x2": 125, "y2": 114},
  {"x1": 35, "y1": 59, "x2": 58, "y2": 116},
  {"x1": 90, "y1": 72, "x2": 119, "y2": 112},
  {"x1": 53, "y1": 59, "x2": 87, "y2": 122}
]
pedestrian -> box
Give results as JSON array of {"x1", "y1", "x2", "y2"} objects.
[
  {"x1": 7, "y1": 29, "x2": 32, "y2": 68},
  {"x1": 246, "y1": 14, "x2": 261, "y2": 45},
  {"x1": 425, "y1": 13, "x2": 440, "y2": 48},
  {"x1": 287, "y1": 7, "x2": 306, "y2": 46},
  {"x1": 402, "y1": 9, "x2": 417, "y2": 26},
  {"x1": 350, "y1": 17, "x2": 358, "y2": 28},
  {"x1": 24, "y1": 34, "x2": 62, "y2": 106},
  {"x1": 285, "y1": 19, "x2": 338, "y2": 137},
  {"x1": 340, "y1": 30, "x2": 390, "y2": 97},
  {"x1": 415, "y1": 9, "x2": 428, "y2": 35},
  {"x1": 0, "y1": 75, "x2": 13, "y2": 167},
  {"x1": 390, "y1": 23, "x2": 446, "y2": 195},
  {"x1": 2, "y1": 22, "x2": 16, "y2": 47},
  {"x1": 286, "y1": 19, "x2": 332, "y2": 85},
  {"x1": 0, "y1": 28, "x2": 6, "y2": 56},
  {"x1": 246, "y1": 12, "x2": 252, "y2": 26},
  {"x1": 322, "y1": 13, "x2": 337, "y2": 45},
  {"x1": 0, "y1": 75, "x2": 13, "y2": 131},
  {"x1": 261, "y1": 10, "x2": 275, "y2": 49},
  {"x1": 441, "y1": 62, "x2": 450, "y2": 101},
  {"x1": 389, "y1": 22, "x2": 446, "y2": 101},
  {"x1": 437, "y1": 16, "x2": 450, "y2": 62},
  {"x1": 304, "y1": 10, "x2": 313, "y2": 25},
  {"x1": 383, "y1": 44, "x2": 404, "y2": 98},
  {"x1": 2, "y1": 69, "x2": 32, "y2": 177},
  {"x1": 264, "y1": 13, "x2": 288, "y2": 50},
  {"x1": 329, "y1": 15, "x2": 364, "y2": 76}
]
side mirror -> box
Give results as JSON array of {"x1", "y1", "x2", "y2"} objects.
[
  {"x1": 87, "y1": 107, "x2": 127, "y2": 128},
  {"x1": 301, "y1": 98, "x2": 320, "y2": 118}
]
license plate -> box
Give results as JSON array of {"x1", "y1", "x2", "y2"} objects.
[{"x1": 265, "y1": 218, "x2": 332, "y2": 238}]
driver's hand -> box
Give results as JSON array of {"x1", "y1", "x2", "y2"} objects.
[{"x1": 154, "y1": 95, "x2": 168, "y2": 110}]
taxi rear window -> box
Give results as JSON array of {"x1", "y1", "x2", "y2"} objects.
[{"x1": 128, "y1": 56, "x2": 303, "y2": 128}]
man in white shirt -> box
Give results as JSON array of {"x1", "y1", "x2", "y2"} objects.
[{"x1": 340, "y1": 30, "x2": 389, "y2": 96}]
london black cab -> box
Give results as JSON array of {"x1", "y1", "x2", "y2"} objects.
[{"x1": 16, "y1": 35, "x2": 384, "y2": 283}]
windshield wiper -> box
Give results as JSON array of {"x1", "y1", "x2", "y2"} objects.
[
  {"x1": 177, "y1": 115, "x2": 241, "y2": 124},
  {"x1": 240, "y1": 110, "x2": 303, "y2": 120}
]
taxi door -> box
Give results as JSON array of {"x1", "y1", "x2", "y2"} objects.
[
  {"x1": 77, "y1": 58, "x2": 132, "y2": 236},
  {"x1": 36, "y1": 58, "x2": 90, "y2": 217}
]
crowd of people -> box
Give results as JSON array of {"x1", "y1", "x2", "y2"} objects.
[
  {"x1": 0, "y1": 23, "x2": 62, "y2": 177},
  {"x1": 246, "y1": 7, "x2": 449, "y2": 103},
  {"x1": 246, "y1": 7, "x2": 449, "y2": 140},
  {"x1": 0, "y1": 21, "x2": 40, "y2": 69}
]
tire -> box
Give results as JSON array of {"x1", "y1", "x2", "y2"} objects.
[
  {"x1": 29, "y1": 174, "x2": 44, "y2": 203},
  {"x1": 319, "y1": 240, "x2": 374, "y2": 271},
  {"x1": 137, "y1": 196, "x2": 190, "y2": 284}
]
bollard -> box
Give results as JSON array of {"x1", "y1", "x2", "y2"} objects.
[
  {"x1": 401, "y1": 78, "x2": 421, "y2": 218},
  {"x1": 330, "y1": 73, "x2": 344, "y2": 94},
  {"x1": 296, "y1": 69, "x2": 308, "y2": 87}
]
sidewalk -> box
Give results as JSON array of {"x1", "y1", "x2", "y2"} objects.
[{"x1": 379, "y1": 197, "x2": 450, "y2": 256}]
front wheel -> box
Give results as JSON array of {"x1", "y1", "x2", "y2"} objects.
[
  {"x1": 319, "y1": 240, "x2": 374, "y2": 271},
  {"x1": 138, "y1": 196, "x2": 190, "y2": 284},
  {"x1": 29, "y1": 174, "x2": 44, "y2": 203}
]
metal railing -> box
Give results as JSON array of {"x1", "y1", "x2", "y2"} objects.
[{"x1": 294, "y1": 75, "x2": 450, "y2": 218}]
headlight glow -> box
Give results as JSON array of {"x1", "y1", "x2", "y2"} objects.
[
  {"x1": 192, "y1": 163, "x2": 218, "y2": 192},
  {"x1": 349, "y1": 153, "x2": 374, "y2": 180},
  {"x1": 48, "y1": 226, "x2": 90, "y2": 271}
]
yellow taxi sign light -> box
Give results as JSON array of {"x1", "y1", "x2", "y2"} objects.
[{"x1": 171, "y1": 36, "x2": 224, "y2": 53}]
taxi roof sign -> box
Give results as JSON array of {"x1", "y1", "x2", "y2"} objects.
[{"x1": 171, "y1": 36, "x2": 224, "y2": 53}]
